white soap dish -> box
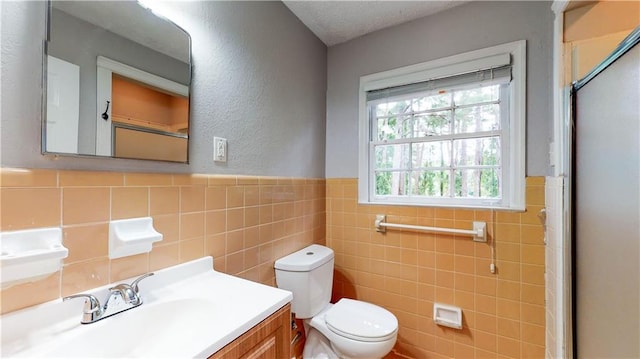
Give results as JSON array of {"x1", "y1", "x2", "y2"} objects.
[
  {"x1": 0, "y1": 227, "x2": 68, "y2": 288},
  {"x1": 109, "y1": 217, "x2": 162, "y2": 259},
  {"x1": 433, "y1": 302, "x2": 463, "y2": 329}
]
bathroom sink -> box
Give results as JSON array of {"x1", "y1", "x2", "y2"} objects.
[
  {"x1": 1, "y1": 257, "x2": 292, "y2": 358},
  {"x1": 21, "y1": 298, "x2": 215, "y2": 358}
]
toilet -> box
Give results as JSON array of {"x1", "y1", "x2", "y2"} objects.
[{"x1": 274, "y1": 244, "x2": 398, "y2": 359}]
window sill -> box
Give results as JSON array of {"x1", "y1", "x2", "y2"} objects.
[{"x1": 358, "y1": 198, "x2": 526, "y2": 212}]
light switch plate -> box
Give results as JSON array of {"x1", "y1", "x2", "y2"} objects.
[{"x1": 214, "y1": 137, "x2": 227, "y2": 162}]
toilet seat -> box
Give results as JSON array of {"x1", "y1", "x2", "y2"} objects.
[{"x1": 324, "y1": 299, "x2": 398, "y2": 342}]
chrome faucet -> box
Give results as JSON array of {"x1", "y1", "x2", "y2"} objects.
[{"x1": 63, "y1": 272, "x2": 154, "y2": 324}]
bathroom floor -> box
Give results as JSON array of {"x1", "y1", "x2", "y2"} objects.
[{"x1": 384, "y1": 351, "x2": 410, "y2": 359}]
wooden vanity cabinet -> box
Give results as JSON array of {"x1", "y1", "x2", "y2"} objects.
[{"x1": 209, "y1": 304, "x2": 291, "y2": 359}]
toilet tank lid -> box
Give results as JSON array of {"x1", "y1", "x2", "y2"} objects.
[{"x1": 274, "y1": 244, "x2": 334, "y2": 272}]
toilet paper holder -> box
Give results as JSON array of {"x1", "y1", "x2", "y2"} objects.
[{"x1": 433, "y1": 303, "x2": 463, "y2": 329}]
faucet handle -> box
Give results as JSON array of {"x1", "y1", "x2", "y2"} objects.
[
  {"x1": 108, "y1": 283, "x2": 138, "y2": 305},
  {"x1": 130, "y1": 272, "x2": 154, "y2": 294},
  {"x1": 63, "y1": 294, "x2": 103, "y2": 323}
]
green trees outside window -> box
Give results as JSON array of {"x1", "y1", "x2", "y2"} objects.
[{"x1": 372, "y1": 84, "x2": 503, "y2": 200}]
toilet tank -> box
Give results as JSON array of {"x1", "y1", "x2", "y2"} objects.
[{"x1": 274, "y1": 244, "x2": 334, "y2": 319}]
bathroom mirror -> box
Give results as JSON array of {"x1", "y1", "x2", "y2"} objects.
[{"x1": 44, "y1": 1, "x2": 192, "y2": 163}]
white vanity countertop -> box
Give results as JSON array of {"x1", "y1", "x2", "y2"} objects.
[{"x1": 0, "y1": 257, "x2": 292, "y2": 358}]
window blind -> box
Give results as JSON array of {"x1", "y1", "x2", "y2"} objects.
[{"x1": 366, "y1": 65, "x2": 512, "y2": 103}]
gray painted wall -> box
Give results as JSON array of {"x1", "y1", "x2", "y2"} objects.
[
  {"x1": 325, "y1": 1, "x2": 553, "y2": 178},
  {"x1": 49, "y1": 8, "x2": 191, "y2": 155},
  {"x1": 1, "y1": 1, "x2": 327, "y2": 178}
]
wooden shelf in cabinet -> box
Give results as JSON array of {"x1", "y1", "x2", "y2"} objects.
[
  {"x1": 112, "y1": 114, "x2": 174, "y2": 134},
  {"x1": 209, "y1": 304, "x2": 291, "y2": 359}
]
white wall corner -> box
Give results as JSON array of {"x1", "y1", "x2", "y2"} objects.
[
  {"x1": 551, "y1": 0, "x2": 569, "y2": 177},
  {"x1": 545, "y1": 176, "x2": 566, "y2": 359},
  {"x1": 549, "y1": 3, "x2": 570, "y2": 354},
  {"x1": 551, "y1": 0, "x2": 569, "y2": 16}
]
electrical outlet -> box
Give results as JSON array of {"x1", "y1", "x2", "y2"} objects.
[{"x1": 214, "y1": 137, "x2": 227, "y2": 162}]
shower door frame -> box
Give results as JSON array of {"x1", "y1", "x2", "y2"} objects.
[{"x1": 569, "y1": 26, "x2": 640, "y2": 359}]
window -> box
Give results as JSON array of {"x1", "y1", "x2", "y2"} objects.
[{"x1": 358, "y1": 41, "x2": 526, "y2": 210}]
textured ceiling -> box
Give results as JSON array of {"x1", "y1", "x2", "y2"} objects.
[{"x1": 282, "y1": 1, "x2": 469, "y2": 46}]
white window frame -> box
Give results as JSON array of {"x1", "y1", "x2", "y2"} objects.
[{"x1": 358, "y1": 40, "x2": 526, "y2": 210}]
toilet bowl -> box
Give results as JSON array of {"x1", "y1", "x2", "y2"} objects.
[
  {"x1": 306, "y1": 299, "x2": 397, "y2": 359},
  {"x1": 274, "y1": 244, "x2": 398, "y2": 359}
]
